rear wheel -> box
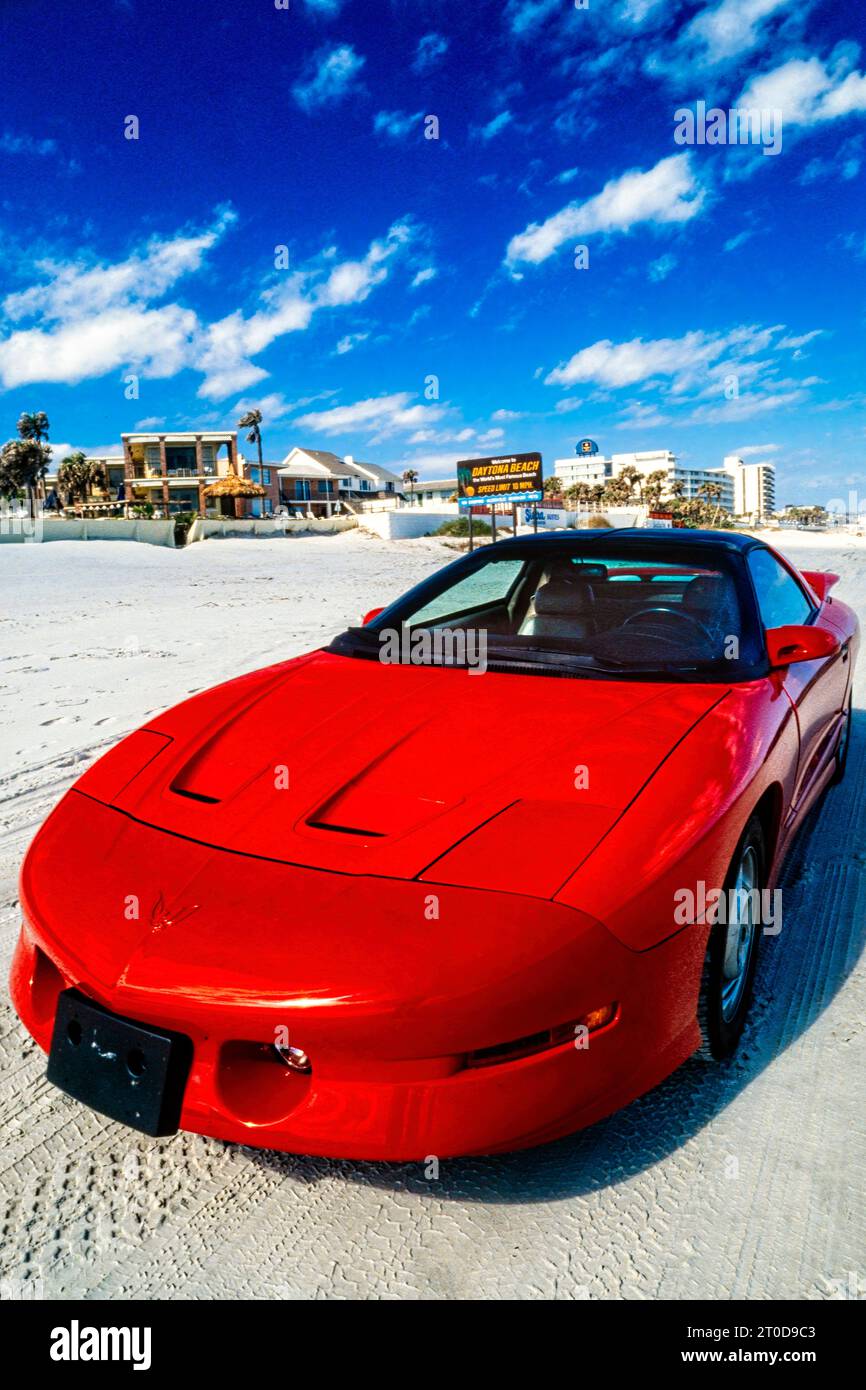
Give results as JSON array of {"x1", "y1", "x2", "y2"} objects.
[
  {"x1": 830, "y1": 689, "x2": 853, "y2": 785},
  {"x1": 697, "y1": 815, "x2": 765, "y2": 1060}
]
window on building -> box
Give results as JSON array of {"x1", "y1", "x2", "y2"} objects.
[{"x1": 748, "y1": 548, "x2": 814, "y2": 629}]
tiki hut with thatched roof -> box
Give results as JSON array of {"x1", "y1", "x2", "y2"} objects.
[{"x1": 204, "y1": 471, "x2": 268, "y2": 519}]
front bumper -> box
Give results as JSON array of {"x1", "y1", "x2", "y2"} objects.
[{"x1": 11, "y1": 794, "x2": 703, "y2": 1159}]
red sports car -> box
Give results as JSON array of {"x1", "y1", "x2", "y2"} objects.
[{"x1": 10, "y1": 530, "x2": 858, "y2": 1159}]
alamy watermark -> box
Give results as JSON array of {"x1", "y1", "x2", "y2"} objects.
[
  {"x1": 378, "y1": 625, "x2": 488, "y2": 674},
  {"x1": 0, "y1": 509, "x2": 42, "y2": 542},
  {"x1": 674, "y1": 880, "x2": 782, "y2": 934},
  {"x1": 674, "y1": 101, "x2": 783, "y2": 157}
]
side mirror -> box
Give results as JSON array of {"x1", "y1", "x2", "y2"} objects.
[
  {"x1": 361, "y1": 606, "x2": 385, "y2": 626},
  {"x1": 800, "y1": 570, "x2": 840, "y2": 602},
  {"x1": 766, "y1": 624, "x2": 840, "y2": 668}
]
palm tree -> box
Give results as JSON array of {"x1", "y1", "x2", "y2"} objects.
[
  {"x1": 564, "y1": 482, "x2": 591, "y2": 512},
  {"x1": 237, "y1": 408, "x2": 263, "y2": 469},
  {"x1": 16, "y1": 411, "x2": 50, "y2": 511},
  {"x1": 698, "y1": 481, "x2": 724, "y2": 528},
  {"x1": 543, "y1": 475, "x2": 562, "y2": 498},
  {"x1": 589, "y1": 483, "x2": 605, "y2": 512},
  {"x1": 17, "y1": 410, "x2": 50, "y2": 444},
  {"x1": 616, "y1": 464, "x2": 644, "y2": 502},
  {"x1": 237, "y1": 408, "x2": 267, "y2": 514},
  {"x1": 402, "y1": 469, "x2": 419, "y2": 506},
  {"x1": 602, "y1": 473, "x2": 634, "y2": 508},
  {"x1": 0, "y1": 438, "x2": 51, "y2": 518},
  {"x1": 58, "y1": 452, "x2": 90, "y2": 505},
  {"x1": 58, "y1": 452, "x2": 107, "y2": 505},
  {"x1": 643, "y1": 469, "x2": 669, "y2": 513}
]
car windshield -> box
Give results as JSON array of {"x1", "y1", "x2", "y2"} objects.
[{"x1": 332, "y1": 539, "x2": 758, "y2": 680}]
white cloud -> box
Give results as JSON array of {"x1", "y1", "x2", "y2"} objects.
[
  {"x1": 687, "y1": 390, "x2": 806, "y2": 423},
  {"x1": 292, "y1": 45, "x2": 365, "y2": 112},
  {"x1": 614, "y1": 401, "x2": 672, "y2": 430},
  {"x1": 554, "y1": 397, "x2": 583, "y2": 414},
  {"x1": 505, "y1": 154, "x2": 705, "y2": 269},
  {"x1": 777, "y1": 329, "x2": 823, "y2": 349},
  {"x1": 648, "y1": 252, "x2": 677, "y2": 281},
  {"x1": 410, "y1": 267, "x2": 437, "y2": 289},
  {"x1": 0, "y1": 302, "x2": 199, "y2": 389},
  {"x1": 3, "y1": 207, "x2": 236, "y2": 324},
  {"x1": 491, "y1": 408, "x2": 523, "y2": 421},
  {"x1": 230, "y1": 393, "x2": 296, "y2": 423},
  {"x1": 723, "y1": 229, "x2": 756, "y2": 252},
  {"x1": 735, "y1": 442, "x2": 781, "y2": 455},
  {"x1": 412, "y1": 33, "x2": 448, "y2": 73},
  {"x1": 294, "y1": 391, "x2": 446, "y2": 438},
  {"x1": 478, "y1": 111, "x2": 513, "y2": 140},
  {"x1": 799, "y1": 134, "x2": 862, "y2": 184},
  {"x1": 505, "y1": 0, "x2": 560, "y2": 38},
  {"x1": 738, "y1": 53, "x2": 866, "y2": 129},
  {"x1": 374, "y1": 110, "x2": 423, "y2": 139},
  {"x1": 334, "y1": 331, "x2": 369, "y2": 355},
  {"x1": 0, "y1": 212, "x2": 416, "y2": 397},
  {"x1": 545, "y1": 324, "x2": 784, "y2": 391},
  {"x1": 683, "y1": 0, "x2": 797, "y2": 67},
  {"x1": 196, "y1": 219, "x2": 414, "y2": 397},
  {"x1": 0, "y1": 130, "x2": 58, "y2": 158}
]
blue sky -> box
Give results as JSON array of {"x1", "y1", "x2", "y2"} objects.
[{"x1": 0, "y1": 0, "x2": 864, "y2": 504}]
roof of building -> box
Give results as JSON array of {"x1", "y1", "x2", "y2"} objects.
[{"x1": 281, "y1": 447, "x2": 401, "y2": 486}]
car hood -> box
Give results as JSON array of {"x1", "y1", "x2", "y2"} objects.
[{"x1": 75, "y1": 650, "x2": 729, "y2": 897}]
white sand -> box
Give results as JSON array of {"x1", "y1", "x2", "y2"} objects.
[{"x1": 0, "y1": 528, "x2": 864, "y2": 1300}]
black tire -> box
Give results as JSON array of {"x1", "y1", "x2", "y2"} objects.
[
  {"x1": 697, "y1": 814, "x2": 765, "y2": 1061},
  {"x1": 829, "y1": 689, "x2": 853, "y2": 786}
]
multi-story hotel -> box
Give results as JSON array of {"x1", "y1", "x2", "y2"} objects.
[
  {"x1": 723, "y1": 454, "x2": 776, "y2": 519},
  {"x1": 554, "y1": 449, "x2": 736, "y2": 511},
  {"x1": 552, "y1": 447, "x2": 781, "y2": 518}
]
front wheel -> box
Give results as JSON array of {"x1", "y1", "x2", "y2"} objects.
[{"x1": 697, "y1": 815, "x2": 765, "y2": 1060}]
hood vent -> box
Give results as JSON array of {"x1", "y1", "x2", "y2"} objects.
[
  {"x1": 306, "y1": 820, "x2": 385, "y2": 838},
  {"x1": 170, "y1": 784, "x2": 221, "y2": 805}
]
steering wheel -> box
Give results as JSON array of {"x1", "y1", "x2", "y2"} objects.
[{"x1": 622, "y1": 606, "x2": 711, "y2": 641}]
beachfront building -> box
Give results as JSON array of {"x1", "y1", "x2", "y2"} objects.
[
  {"x1": 723, "y1": 455, "x2": 776, "y2": 520},
  {"x1": 121, "y1": 430, "x2": 240, "y2": 516},
  {"x1": 415, "y1": 477, "x2": 458, "y2": 505},
  {"x1": 241, "y1": 462, "x2": 281, "y2": 517},
  {"x1": 43, "y1": 453, "x2": 126, "y2": 509},
  {"x1": 278, "y1": 449, "x2": 402, "y2": 514},
  {"x1": 553, "y1": 449, "x2": 737, "y2": 512}
]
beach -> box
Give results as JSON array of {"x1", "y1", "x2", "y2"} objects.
[{"x1": 1, "y1": 527, "x2": 864, "y2": 1300}]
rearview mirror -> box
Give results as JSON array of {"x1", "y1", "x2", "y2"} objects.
[
  {"x1": 800, "y1": 570, "x2": 840, "y2": 602},
  {"x1": 766, "y1": 624, "x2": 840, "y2": 668}
]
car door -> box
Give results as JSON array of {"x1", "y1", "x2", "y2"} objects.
[{"x1": 748, "y1": 547, "x2": 846, "y2": 810}]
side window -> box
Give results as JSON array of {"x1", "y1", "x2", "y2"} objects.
[
  {"x1": 408, "y1": 560, "x2": 525, "y2": 626},
  {"x1": 748, "y1": 549, "x2": 814, "y2": 629}
]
